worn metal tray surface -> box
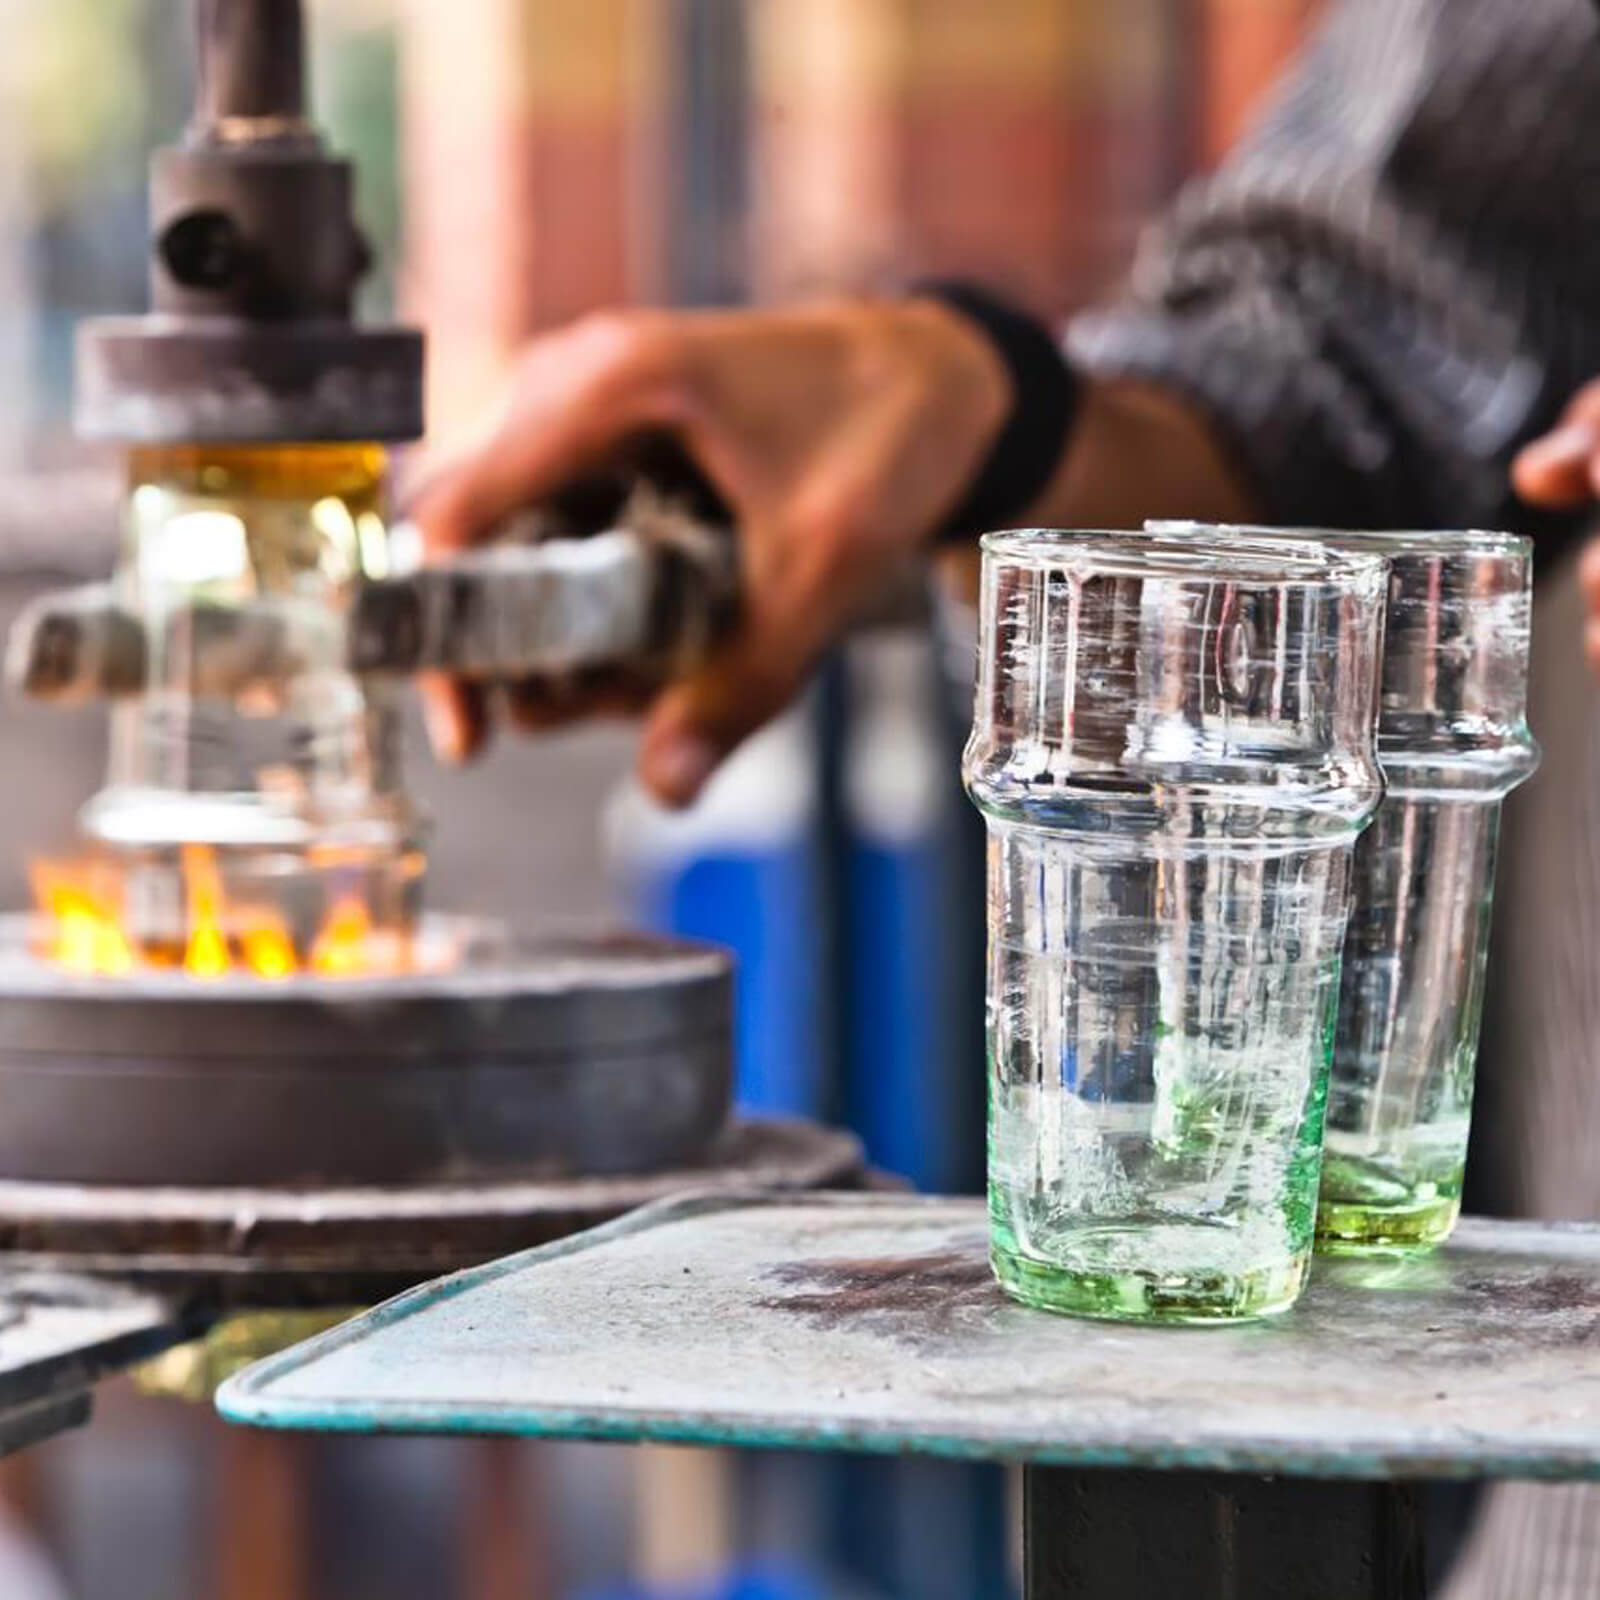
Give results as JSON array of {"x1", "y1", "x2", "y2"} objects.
[{"x1": 217, "y1": 1194, "x2": 1600, "y2": 1481}]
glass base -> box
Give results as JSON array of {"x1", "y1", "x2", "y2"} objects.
[
  {"x1": 1315, "y1": 1192, "x2": 1460, "y2": 1256},
  {"x1": 1315, "y1": 1150, "x2": 1462, "y2": 1255},
  {"x1": 990, "y1": 1236, "x2": 1308, "y2": 1325}
]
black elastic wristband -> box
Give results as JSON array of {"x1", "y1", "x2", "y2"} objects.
[{"x1": 915, "y1": 280, "x2": 1080, "y2": 542}]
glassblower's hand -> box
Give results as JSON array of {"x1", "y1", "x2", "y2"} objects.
[
  {"x1": 1513, "y1": 378, "x2": 1600, "y2": 673},
  {"x1": 406, "y1": 300, "x2": 1010, "y2": 807}
]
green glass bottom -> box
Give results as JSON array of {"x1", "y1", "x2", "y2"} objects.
[
  {"x1": 1315, "y1": 1191, "x2": 1460, "y2": 1256},
  {"x1": 991, "y1": 1235, "x2": 1309, "y2": 1325},
  {"x1": 1315, "y1": 1150, "x2": 1463, "y2": 1256}
]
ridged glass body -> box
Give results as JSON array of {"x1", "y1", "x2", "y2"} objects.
[
  {"x1": 80, "y1": 444, "x2": 421, "y2": 963},
  {"x1": 966, "y1": 533, "x2": 1386, "y2": 1322},
  {"x1": 1150, "y1": 524, "x2": 1539, "y2": 1253}
]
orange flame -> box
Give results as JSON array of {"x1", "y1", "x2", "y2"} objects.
[
  {"x1": 182, "y1": 845, "x2": 230, "y2": 977},
  {"x1": 310, "y1": 893, "x2": 374, "y2": 976},
  {"x1": 30, "y1": 848, "x2": 414, "y2": 981},
  {"x1": 31, "y1": 861, "x2": 133, "y2": 976},
  {"x1": 240, "y1": 916, "x2": 297, "y2": 980}
]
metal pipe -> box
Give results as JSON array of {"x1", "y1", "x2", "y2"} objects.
[{"x1": 192, "y1": 0, "x2": 307, "y2": 136}]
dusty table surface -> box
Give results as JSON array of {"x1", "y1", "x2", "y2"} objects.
[{"x1": 217, "y1": 1193, "x2": 1600, "y2": 1480}]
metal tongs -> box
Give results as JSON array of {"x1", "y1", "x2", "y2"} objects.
[{"x1": 7, "y1": 449, "x2": 740, "y2": 705}]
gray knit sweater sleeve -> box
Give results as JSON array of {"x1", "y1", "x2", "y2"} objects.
[{"x1": 1069, "y1": 0, "x2": 1600, "y2": 545}]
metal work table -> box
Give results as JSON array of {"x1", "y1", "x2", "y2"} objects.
[{"x1": 218, "y1": 1192, "x2": 1600, "y2": 1599}]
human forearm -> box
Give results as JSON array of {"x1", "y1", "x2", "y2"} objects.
[
  {"x1": 1022, "y1": 373, "x2": 1261, "y2": 531},
  {"x1": 933, "y1": 368, "x2": 1261, "y2": 602}
]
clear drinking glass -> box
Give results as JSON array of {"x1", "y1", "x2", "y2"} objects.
[
  {"x1": 1151, "y1": 524, "x2": 1539, "y2": 1253},
  {"x1": 965, "y1": 532, "x2": 1387, "y2": 1322}
]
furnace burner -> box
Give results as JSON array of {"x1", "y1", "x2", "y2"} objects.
[{"x1": 0, "y1": 914, "x2": 734, "y2": 1190}]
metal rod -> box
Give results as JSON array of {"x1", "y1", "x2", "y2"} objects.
[{"x1": 193, "y1": 0, "x2": 306, "y2": 132}]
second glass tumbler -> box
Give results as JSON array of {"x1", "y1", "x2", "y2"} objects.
[
  {"x1": 1152, "y1": 523, "x2": 1539, "y2": 1252},
  {"x1": 964, "y1": 532, "x2": 1387, "y2": 1322}
]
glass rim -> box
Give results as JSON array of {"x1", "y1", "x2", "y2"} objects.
[
  {"x1": 1144, "y1": 520, "x2": 1531, "y2": 561},
  {"x1": 979, "y1": 527, "x2": 1389, "y2": 586}
]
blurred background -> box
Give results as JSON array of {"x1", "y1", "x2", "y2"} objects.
[{"x1": 0, "y1": 2, "x2": 1320, "y2": 1596}]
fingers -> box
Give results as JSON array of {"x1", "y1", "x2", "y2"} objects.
[
  {"x1": 502, "y1": 678, "x2": 580, "y2": 734},
  {"x1": 1513, "y1": 384, "x2": 1600, "y2": 678},
  {"x1": 1514, "y1": 380, "x2": 1600, "y2": 509},
  {"x1": 1580, "y1": 538, "x2": 1600, "y2": 605},
  {"x1": 637, "y1": 641, "x2": 806, "y2": 808},
  {"x1": 407, "y1": 312, "x2": 696, "y2": 555},
  {"x1": 421, "y1": 667, "x2": 657, "y2": 765},
  {"x1": 1579, "y1": 543, "x2": 1600, "y2": 684},
  {"x1": 503, "y1": 669, "x2": 654, "y2": 733},
  {"x1": 418, "y1": 674, "x2": 489, "y2": 764},
  {"x1": 636, "y1": 548, "x2": 848, "y2": 806},
  {"x1": 406, "y1": 312, "x2": 704, "y2": 762},
  {"x1": 1512, "y1": 422, "x2": 1600, "y2": 509}
]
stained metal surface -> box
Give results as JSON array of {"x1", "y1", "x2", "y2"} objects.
[
  {"x1": 0, "y1": 1122, "x2": 866, "y2": 1308},
  {"x1": 0, "y1": 918, "x2": 734, "y2": 1186},
  {"x1": 221, "y1": 1194, "x2": 1600, "y2": 1480},
  {"x1": 0, "y1": 1269, "x2": 186, "y2": 1456}
]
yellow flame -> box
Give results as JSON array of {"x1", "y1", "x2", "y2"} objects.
[
  {"x1": 31, "y1": 863, "x2": 133, "y2": 976},
  {"x1": 58, "y1": 890, "x2": 134, "y2": 975},
  {"x1": 181, "y1": 846, "x2": 230, "y2": 978},
  {"x1": 311, "y1": 893, "x2": 374, "y2": 977},
  {"x1": 240, "y1": 917, "x2": 297, "y2": 980},
  {"x1": 31, "y1": 849, "x2": 414, "y2": 981}
]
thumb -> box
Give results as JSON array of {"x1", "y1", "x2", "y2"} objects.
[
  {"x1": 636, "y1": 584, "x2": 835, "y2": 807},
  {"x1": 637, "y1": 636, "x2": 811, "y2": 808}
]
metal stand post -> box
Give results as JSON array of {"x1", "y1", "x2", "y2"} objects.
[
  {"x1": 1024, "y1": 1466, "x2": 1426, "y2": 1600},
  {"x1": 0, "y1": 1393, "x2": 91, "y2": 1460}
]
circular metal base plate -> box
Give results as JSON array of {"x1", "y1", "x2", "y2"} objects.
[
  {"x1": 0, "y1": 1120, "x2": 869, "y2": 1307},
  {"x1": 75, "y1": 317, "x2": 424, "y2": 443},
  {"x1": 0, "y1": 916, "x2": 733, "y2": 1187}
]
